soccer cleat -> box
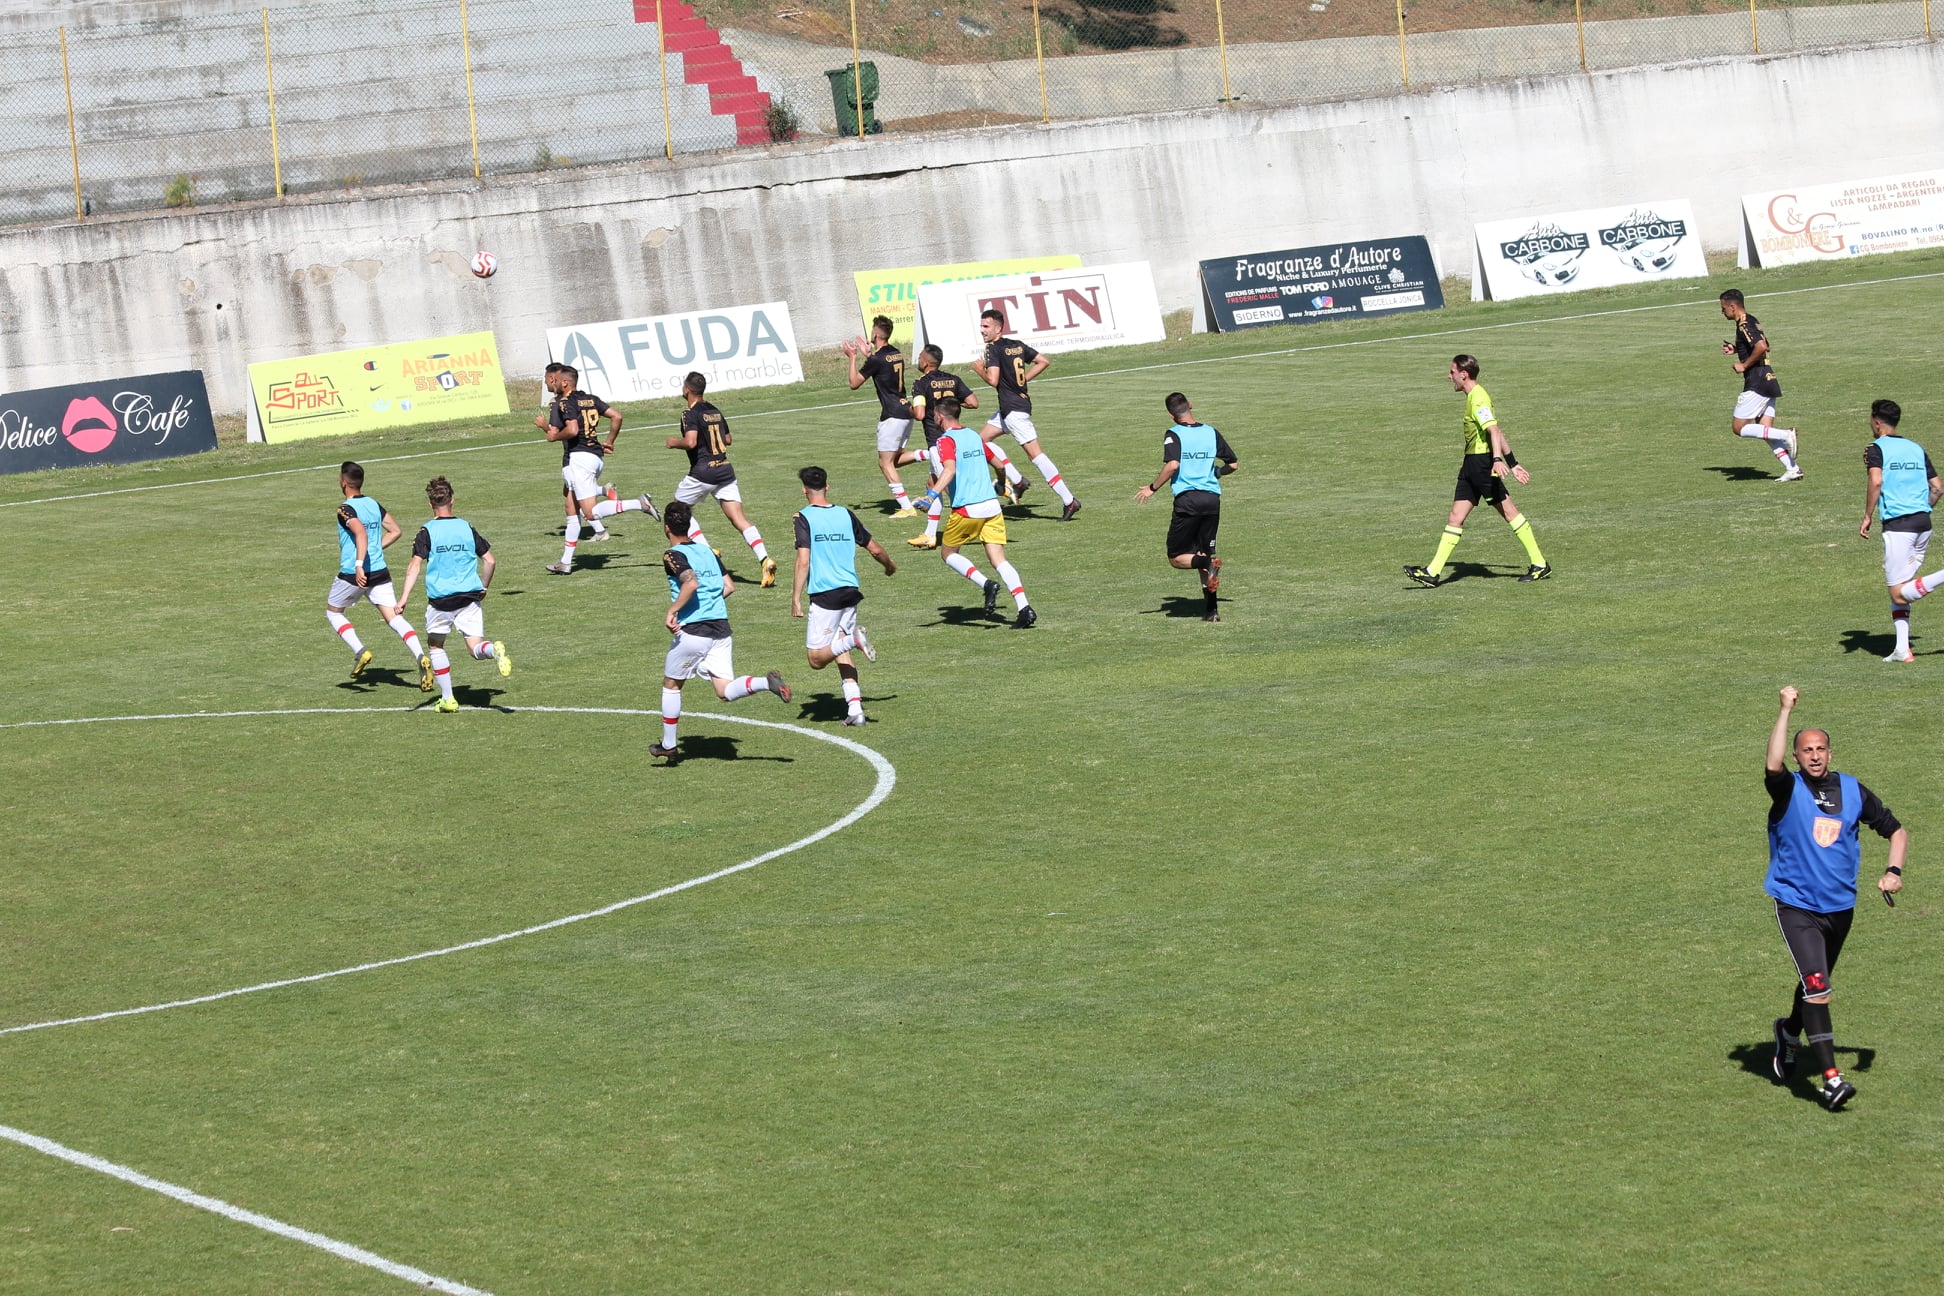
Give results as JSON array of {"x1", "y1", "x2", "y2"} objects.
[
  {"x1": 494, "y1": 641, "x2": 512, "y2": 677},
  {"x1": 1404, "y1": 565, "x2": 1440, "y2": 588},
  {"x1": 760, "y1": 557, "x2": 778, "y2": 588},
  {"x1": 350, "y1": 648, "x2": 375, "y2": 678},
  {"x1": 1012, "y1": 476, "x2": 1030, "y2": 501},
  {"x1": 1885, "y1": 648, "x2": 1915, "y2": 663},
  {"x1": 638, "y1": 491, "x2": 659, "y2": 521},
  {"x1": 1771, "y1": 1018, "x2": 1800, "y2": 1081},
  {"x1": 1819, "y1": 1075, "x2": 1856, "y2": 1111},
  {"x1": 842, "y1": 713, "x2": 868, "y2": 726},
  {"x1": 434, "y1": 696, "x2": 459, "y2": 713},
  {"x1": 1780, "y1": 428, "x2": 1799, "y2": 457},
  {"x1": 1203, "y1": 612, "x2": 1221, "y2": 623},
  {"x1": 546, "y1": 561, "x2": 573, "y2": 575},
  {"x1": 649, "y1": 742, "x2": 681, "y2": 763},
  {"x1": 1204, "y1": 555, "x2": 1222, "y2": 594},
  {"x1": 1519, "y1": 564, "x2": 1553, "y2": 583},
  {"x1": 765, "y1": 669, "x2": 791, "y2": 702},
  {"x1": 907, "y1": 534, "x2": 938, "y2": 548},
  {"x1": 417, "y1": 654, "x2": 434, "y2": 692},
  {"x1": 982, "y1": 579, "x2": 1001, "y2": 616},
  {"x1": 1015, "y1": 604, "x2": 1038, "y2": 629},
  {"x1": 999, "y1": 477, "x2": 1018, "y2": 504},
  {"x1": 1060, "y1": 498, "x2": 1083, "y2": 522},
  {"x1": 853, "y1": 623, "x2": 878, "y2": 663},
  {"x1": 604, "y1": 484, "x2": 619, "y2": 503},
  {"x1": 580, "y1": 529, "x2": 607, "y2": 543},
  {"x1": 1776, "y1": 466, "x2": 1804, "y2": 482},
  {"x1": 890, "y1": 505, "x2": 921, "y2": 519}
]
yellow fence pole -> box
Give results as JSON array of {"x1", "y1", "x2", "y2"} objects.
[
  {"x1": 657, "y1": 0, "x2": 674, "y2": 159},
  {"x1": 848, "y1": 0, "x2": 864, "y2": 140},
  {"x1": 261, "y1": 10, "x2": 284, "y2": 197},
  {"x1": 60, "y1": 27, "x2": 83, "y2": 220},
  {"x1": 1215, "y1": 0, "x2": 1234, "y2": 104},
  {"x1": 1574, "y1": 0, "x2": 1587, "y2": 71},
  {"x1": 1032, "y1": 0, "x2": 1049, "y2": 122},
  {"x1": 1395, "y1": 0, "x2": 1410, "y2": 86},
  {"x1": 460, "y1": 0, "x2": 481, "y2": 177},
  {"x1": 1749, "y1": 0, "x2": 1761, "y2": 52},
  {"x1": 1924, "y1": 0, "x2": 1931, "y2": 38}
]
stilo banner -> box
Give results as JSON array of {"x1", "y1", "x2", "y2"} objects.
[
  {"x1": 250, "y1": 332, "x2": 508, "y2": 443},
  {"x1": 0, "y1": 370, "x2": 219, "y2": 476},
  {"x1": 1200, "y1": 235, "x2": 1445, "y2": 331},
  {"x1": 914, "y1": 261, "x2": 1166, "y2": 365},
  {"x1": 1740, "y1": 170, "x2": 1944, "y2": 268},
  {"x1": 854, "y1": 255, "x2": 1082, "y2": 354},
  {"x1": 1472, "y1": 200, "x2": 1709, "y2": 301},
  {"x1": 546, "y1": 301, "x2": 802, "y2": 403}
]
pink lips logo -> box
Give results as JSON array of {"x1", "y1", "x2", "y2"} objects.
[{"x1": 61, "y1": 396, "x2": 118, "y2": 454}]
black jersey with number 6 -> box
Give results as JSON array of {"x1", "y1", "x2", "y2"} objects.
[{"x1": 984, "y1": 337, "x2": 1041, "y2": 415}]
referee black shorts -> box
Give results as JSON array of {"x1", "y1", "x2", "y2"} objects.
[
  {"x1": 1775, "y1": 900, "x2": 1854, "y2": 998},
  {"x1": 1166, "y1": 490, "x2": 1221, "y2": 558},
  {"x1": 1454, "y1": 452, "x2": 1509, "y2": 507}
]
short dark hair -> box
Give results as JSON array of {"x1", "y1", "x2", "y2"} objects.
[
  {"x1": 663, "y1": 500, "x2": 693, "y2": 537},
  {"x1": 871, "y1": 315, "x2": 894, "y2": 340},
  {"x1": 935, "y1": 396, "x2": 961, "y2": 420},
  {"x1": 980, "y1": 308, "x2": 1005, "y2": 325},
  {"x1": 340, "y1": 461, "x2": 365, "y2": 487},
  {"x1": 1452, "y1": 354, "x2": 1481, "y2": 379},
  {"x1": 1719, "y1": 288, "x2": 1745, "y2": 306},
  {"x1": 544, "y1": 362, "x2": 563, "y2": 374},
  {"x1": 425, "y1": 475, "x2": 453, "y2": 507},
  {"x1": 684, "y1": 371, "x2": 707, "y2": 397},
  {"x1": 1165, "y1": 392, "x2": 1192, "y2": 418},
  {"x1": 798, "y1": 465, "x2": 828, "y2": 491},
  {"x1": 921, "y1": 344, "x2": 943, "y2": 365},
  {"x1": 1872, "y1": 399, "x2": 1902, "y2": 428},
  {"x1": 558, "y1": 364, "x2": 577, "y2": 382}
]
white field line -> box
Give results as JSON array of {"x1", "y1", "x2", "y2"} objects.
[
  {"x1": 0, "y1": 1122, "x2": 490, "y2": 1295},
  {"x1": 0, "y1": 705, "x2": 896, "y2": 1037},
  {"x1": 4, "y1": 268, "x2": 1939, "y2": 511}
]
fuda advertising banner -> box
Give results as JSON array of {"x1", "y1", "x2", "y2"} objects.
[
  {"x1": 546, "y1": 302, "x2": 802, "y2": 403},
  {"x1": 0, "y1": 370, "x2": 219, "y2": 475},
  {"x1": 1741, "y1": 170, "x2": 1944, "y2": 268},
  {"x1": 1200, "y1": 236, "x2": 1444, "y2": 331},
  {"x1": 1472, "y1": 199, "x2": 1709, "y2": 301},
  {"x1": 249, "y1": 332, "x2": 509, "y2": 443},
  {"x1": 914, "y1": 261, "x2": 1167, "y2": 365},
  {"x1": 854, "y1": 256, "x2": 1082, "y2": 353}
]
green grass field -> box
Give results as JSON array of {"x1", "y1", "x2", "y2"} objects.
[{"x1": 4, "y1": 250, "x2": 1943, "y2": 1294}]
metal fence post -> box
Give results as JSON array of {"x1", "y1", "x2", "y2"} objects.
[
  {"x1": 261, "y1": 10, "x2": 284, "y2": 197},
  {"x1": 848, "y1": 0, "x2": 864, "y2": 141},
  {"x1": 1215, "y1": 0, "x2": 1234, "y2": 104},
  {"x1": 60, "y1": 27, "x2": 83, "y2": 220},
  {"x1": 1925, "y1": 0, "x2": 1932, "y2": 39},
  {"x1": 657, "y1": 0, "x2": 674, "y2": 158},
  {"x1": 1395, "y1": 0, "x2": 1410, "y2": 86},
  {"x1": 1575, "y1": 0, "x2": 1588, "y2": 72},
  {"x1": 1749, "y1": 0, "x2": 1761, "y2": 53},
  {"x1": 460, "y1": 0, "x2": 481, "y2": 177},
  {"x1": 1032, "y1": 0, "x2": 1049, "y2": 122}
]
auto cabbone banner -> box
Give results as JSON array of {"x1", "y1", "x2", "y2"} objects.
[
  {"x1": 1740, "y1": 170, "x2": 1944, "y2": 268},
  {"x1": 914, "y1": 262, "x2": 1166, "y2": 365},
  {"x1": 250, "y1": 332, "x2": 508, "y2": 443},
  {"x1": 0, "y1": 370, "x2": 219, "y2": 475},
  {"x1": 1472, "y1": 200, "x2": 1708, "y2": 301},
  {"x1": 855, "y1": 256, "x2": 1082, "y2": 354},
  {"x1": 546, "y1": 302, "x2": 801, "y2": 403},
  {"x1": 1200, "y1": 236, "x2": 1444, "y2": 331}
]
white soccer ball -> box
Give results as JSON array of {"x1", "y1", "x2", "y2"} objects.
[{"x1": 470, "y1": 250, "x2": 498, "y2": 279}]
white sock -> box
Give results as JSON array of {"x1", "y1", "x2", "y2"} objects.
[
  {"x1": 924, "y1": 493, "x2": 943, "y2": 538},
  {"x1": 1897, "y1": 568, "x2": 1944, "y2": 602},
  {"x1": 559, "y1": 515, "x2": 580, "y2": 567},
  {"x1": 661, "y1": 687, "x2": 681, "y2": 746},
  {"x1": 591, "y1": 519, "x2": 609, "y2": 536},
  {"x1": 328, "y1": 612, "x2": 365, "y2": 657},
  {"x1": 984, "y1": 442, "x2": 1024, "y2": 485},
  {"x1": 722, "y1": 674, "x2": 767, "y2": 702},
  {"x1": 430, "y1": 647, "x2": 454, "y2": 700},
  {"x1": 1768, "y1": 442, "x2": 1797, "y2": 470},
  {"x1": 945, "y1": 553, "x2": 986, "y2": 586},
  {"x1": 591, "y1": 498, "x2": 640, "y2": 520},
  {"x1": 1031, "y1": 452, "x2": 1074, "y2": 505},
  {"x1": 889, "y1": 480, "x2": 912, "y2": 508},
  {"x1": 1736, "y1": 428, "x2": 1771, "y2": 439},
  {"x1": 742, "y1": 526, "x2": 768, "y2": 562},
  {"x1": 470, "y1": 641, "x2": 494, "y2": 660},
  {"x1": 387, "y1": 615, "x2": 423, "y2": 660},
  {"x1": 828, "y1": 632, "x2": 855, "y2": 658},
  {"x1": 995, "y1": 560, "x2": 1028, "y2": 610},
  {"x1": 688, "y1": 521, "x2": 706, "y2": 543},
  {"x1": 1894, "y1": 608, "x2": 1912, "y2": 653},
  {"x1": 842, "y1": 677, "x2": 863, "y2": 717}
]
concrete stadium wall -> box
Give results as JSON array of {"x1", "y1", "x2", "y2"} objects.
[{"x1": 2, "y1": 38, "x2": 1940, "y2": 417}]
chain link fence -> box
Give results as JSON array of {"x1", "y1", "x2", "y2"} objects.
[{"x1": 0, "y1": 0, "x2": 1933, "y2": 226}]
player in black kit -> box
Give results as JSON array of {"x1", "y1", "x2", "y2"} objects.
[
  {"x1": 844, "y1": 315, "x2": 920, "y2": 517},
  {"x1": 665, "y1": 371, "x2": 778, "y2": 587},
  {"x1": 1719, "y1": 288, "x2": 1802, "y2": 482},
  {"x1": 978, "y1": 309, "x2": 1080, "y2": 519}
]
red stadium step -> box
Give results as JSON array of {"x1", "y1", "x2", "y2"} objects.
[{"x1": 633, "y1": 0, "x2": 771, "y2": 145}]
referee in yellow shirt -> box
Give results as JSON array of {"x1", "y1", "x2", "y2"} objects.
[{"x1": 1405, "y1": 354, "x2": 1551, "y2": 587}]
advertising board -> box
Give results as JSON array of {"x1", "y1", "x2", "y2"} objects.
[
  {"x1": 546, "y1": 302, "x2": 801, "y2": 403},
  {"x1": 1741, "y1": 171, "x2": 1944, "y2": 267},
  {"x1": 1472, "y1": 200, "x2": 1708, "y2": 300},
  {"x1": 249, "y1": 332, "x2": 508, "y2": 443},
  {"x1": 854, "y1": 256, "x2": 1082, "y2": 353},
  {"x1": 0, "y1": 370, "x2": 219, "y2": 475},
  {"x1": 914, "y1": 262, "x2": 1166, "y2": 364},
  {"x1": 1201, "y1": 236, "x2": 1444, "y2": 330}
]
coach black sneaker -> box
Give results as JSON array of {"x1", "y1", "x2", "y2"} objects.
[
  {"x1": 1771, "y1": 1018, "x2": 1799, "y2": 1080},
  {"x1": 1819, "y1": 1073, "x2": 1856, "y2": 1112},
  {"x1": 1404, "y1": 565, "x2": 1440, "y2": 588},
  {"x1": 983, "y1": 579, "x2": 1001, "y2": 616},
  {"x1": 1519, "y1": 564, "x2": 1553, "y2": 583}
]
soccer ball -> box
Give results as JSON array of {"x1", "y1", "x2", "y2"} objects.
[{"x1": 470, "y1": 250, "x2": 498, "y2": 279}]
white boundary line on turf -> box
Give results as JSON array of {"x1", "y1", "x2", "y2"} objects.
[
  {"x1": 0, "y1": 704, "x2": 896, "y2": 1037},
  {"x1": 0, "y1": 1123, "x2": 489, "y2": 1295},
  {"x1": 5, "y1": 267, "x2": 1940, "y2": 512}
]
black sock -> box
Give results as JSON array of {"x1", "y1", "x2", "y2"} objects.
[
  {"x1": 1189, "y1": 554, "x2": 1210, "y2": 570},
  {"x1": 1800, "y1": 1000, "x2": 1836, "y2": 1073},
  {"x1": 1204, "y1": 589, "x2": 1218, "y2": 614},
  {"x1": 1784, "y1": 986, "x2": 1805, "y2": 1038}
]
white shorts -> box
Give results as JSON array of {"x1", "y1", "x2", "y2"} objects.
[
  {"x1": 1884, "y1": 529, "x2": 1932, "y2": 586},
  {"x1": 675, "y1": 475, "x2": 741, "y2": 506},
  {"x1": 1733, "y1": 392, "x2": 1778, "y2": 422},
  {"x1": 563, "y1": 451, "x2": 605, "y2": 501},
  {"x1": 985, "y1": 410, "x2": 1040, "y2": 445},
  {"x1": 665, "y1": 629, "x2": 734, "y2": 681},
  {"x1": 876, "y1": 418, "x2": 913, "y2": 453},
  {"x1": 328, "y1": 576, "x2": 397, "y2": 609},
  {"x1": 806, "y1": 602, "x2": 859, "y2": 652},
  {"x1": 425, "y1": 600, "x2": 485, "y2": 639}
]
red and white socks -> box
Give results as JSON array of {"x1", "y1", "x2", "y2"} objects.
[
  {"x1": 429, "y1": 648, "x2": 454, "y2": 701},
  {"x1": 721, "y1": 674, "x2": 775, "y2": 702},
  {"x1": 661, "y1": 687, "x2": 682, "y2": 747},
  {"x1": 994, "y1": 560, "x2": 1029, "y2": 611},
  {"x1": 1031, "y1": 453, "x2": 1075, "y2": 506},
  {"x1": 327, "y1": 612, "x2": 365, "y2": 658}
]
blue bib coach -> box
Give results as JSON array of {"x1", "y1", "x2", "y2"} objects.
[
  {"x1": 1172, "y1": 423, "x2": 1223, "y2": 496},
  {"x1": 1876, "y1": 434, "x2": 1931, "y2": 521},
  {"x1": 1765, "y1": 771, "x2": 1864, "y2": 913},
  {"x1": 801, "y1": 504, "x2": 860, "y2": 595},
  {"x1": 338, "y1": 495, "x2": 389, "y2": 577}
]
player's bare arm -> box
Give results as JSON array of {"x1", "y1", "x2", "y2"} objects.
[
  {"x1": 721, "y1": 570, "x2": 737, "y2": 597},
  {"x1": 601, "y1": 408, "x2": 624, "y2": 453},
  {"x1": 1882, "y1": 827, "x2": 1909, "y2": 896},
  {"x1": 865, "y1": 538, "x2": 896, "y2": 576},
  {"x1": 379, "y1": 512, "x2": 402, "y2": 550},
  {"x1": 1136, "y1": 460, "x2": 1179, "y2": 504},
  {"x1": 666, "y1": 424, "x2": 697, "y2": 450},
  {"x1": 396, "y1": 553, "x2": 424, "y2": 606},
  {"x1": 478, "y1": 550, "x2": 495, "y2": 590},
  {"x1": 842, "y1": 338, "x2": 868, "y2": 390},
  {"x1": 1734, "y1": 336, "x2": 1768, "y2": 374},
  {"x1": 548, "y1": 417, "x2": 581, "y2": 444},
  {"x1": 1767, "y1": 685, "x2": 1798, "y2": 772},
  {"x1": 666, "y1": 570, "x2": 698, "y2": 632},
  {"x1": 790, "y1": 546, "x2": 810, "y2": 618},
  {"x1": 1022, "y1": 354, "x2": 1051, "y2": 384},
  {"x1": 1862, "y1": 465, "x2": 1884, "y2": 537},
  {"x1": 347, "y1": 515, "x2": 370, "y2": 586}
]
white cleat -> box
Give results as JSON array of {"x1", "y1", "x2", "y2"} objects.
[
  {"x1": 1776, "y1": 466, "x2": 1804, "y2": 482},
  {"x1": 1780, "y1": 429, "x2": 1798, "y2": 457},
  {"x1": 853, "y1": 623, "x2": 878, "y2": 663},
  {"x1": 1885, "y1": 648, "x2": 1915, "y2": 663}
]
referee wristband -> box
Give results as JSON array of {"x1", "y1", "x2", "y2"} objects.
[{"x1": 1886, "y1": 865, "x2": 1903, "y2": 875}]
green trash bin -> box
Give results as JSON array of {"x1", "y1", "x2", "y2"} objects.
[{"x1": 825, "y1": 63, "x2": 882, "y2": 136}]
